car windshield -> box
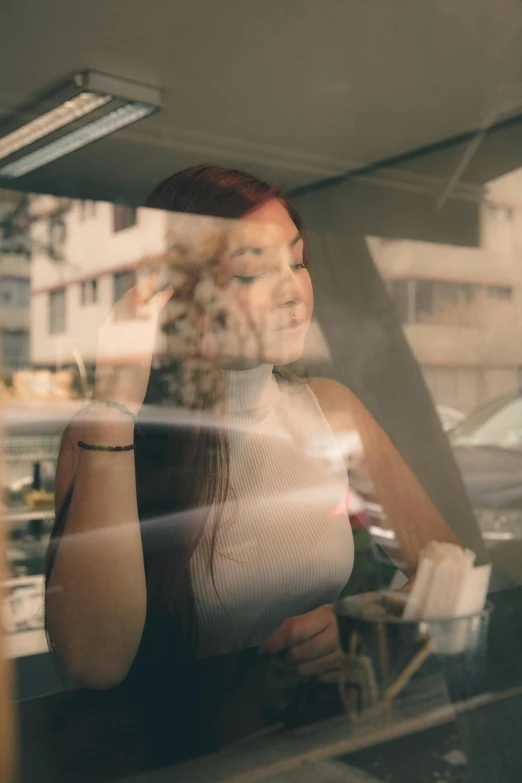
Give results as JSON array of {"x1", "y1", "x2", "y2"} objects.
[{"x1": 450, "y1": 395, "x2": 522, "y2": 450}]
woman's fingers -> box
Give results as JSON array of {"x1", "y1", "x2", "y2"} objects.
[
  {"x1": 295, "y1": 651, "x2": 342, "y2": 678},
  {"x1": 106, "y1": 284, "x2": 173, "y2": 324},
  {"x1": 260, "y1": 605, "x2": 343, "y2": 682},
  {"x1": 261, "y1": 604, "x2": 333, "y2": 655},
  {"x1": 283, "y1": 628, "x2": 338, "y2": 666},
  {"x1": 317, "y1": 670, "x2": 342, "y2": 684},
  {"x1": 148, "y1": 282, "x2": 174, "y2": 303}
]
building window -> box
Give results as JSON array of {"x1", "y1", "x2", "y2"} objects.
[
  {"x1": 423, "y1": 365, "x2": 482, "y2": 412},
  {"x1": 113, "y1": 269, "x2": 137, "y2": 304},
  {"x1": 47, "y1": 214, "x2": 67, "y2": 261},
  {"x1": 113, "y1": 205, "x2": 137, "y2": 233},
  {"x1": 487, "y1": 285, "x2": 512, "y2": 300},
  {"x1": 1, "y1": 277, "x2": 30, "y2": 308},
  {"x1": 3, "y1": 329, "x2": 29, "y2": 368},
  {"x1": 390, "y1": 279, "x2": 485, "y2": 327},
  {"x1": 49, "y1": 288, "x2": 66, "y2": 334},
  {"x1": 78, "y1": 200, "x2": 97, "y2": 221},
  {"x1": 80, "y1": 278, "x2": 98, "y2": 305},
  {"x1": 389, "y1": 280, "x2": 412, "y2": 324},
  {"x1": 487, "y1": 203, "x2": 513, "y2": 222},
  {"x1": 0, "y1": 195, "x2": 31, "y2": 257}
]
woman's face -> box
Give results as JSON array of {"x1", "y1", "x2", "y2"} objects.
[
  {"x1": 163, "y1": 199, "x2": 313, "y2": 369},
  {"x1": 217, "y1": 199, "x2": 313, "y2": 368}
]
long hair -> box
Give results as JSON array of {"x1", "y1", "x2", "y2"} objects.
[{"x1": 45, "y1": 164, "x2": 307, "y2": 662}]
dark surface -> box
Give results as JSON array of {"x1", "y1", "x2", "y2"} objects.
[
  {"x1": 16, "y1": 648, "x2": 343, "y2": 783},
  {"x1": 14, "y1": 586, "x2": 522, "y2": 783},
  {"x1": 346, "y1": 691, "x2": 522, "y2": 783},
  {"x1": 346, "y1": 722, "x2": 470, "y2": 783},
  {"x1": 14, "y1": 652, "x2": 64, "y2": 702}
]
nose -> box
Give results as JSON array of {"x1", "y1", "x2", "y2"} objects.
[{"x1": 274, "y1": 263, "x2": 304, "y2": 310}]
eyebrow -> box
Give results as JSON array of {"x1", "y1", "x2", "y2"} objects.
[{"x1": 230, "y1": 231, "x2": 302, "y2": 259}]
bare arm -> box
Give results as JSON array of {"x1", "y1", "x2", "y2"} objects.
[
  {"x1": 46, "y1": 407, "x2": 147, "y2": 690},
  {"x1": 46, "y1": 287, "x2": 172, "y2": 689},
  {"x1": 309, "y1": 378, "x2": 462, "y2": 576}
]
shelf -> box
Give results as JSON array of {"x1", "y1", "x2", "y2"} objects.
[
  {"x1": 4, "y1": 435, "x2": 61, "y2": 463},
  {"x1": 3, "y1": 509, "x2": 54, "y2": 524}
]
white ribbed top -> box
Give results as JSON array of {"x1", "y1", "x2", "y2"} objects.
[{"x1": 190, "y1": 364, "x2": 354, "y2": 657}]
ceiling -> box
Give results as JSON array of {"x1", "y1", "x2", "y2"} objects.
[{"x1": 2, "y1": 0, "x2": 522, "y2": 204}]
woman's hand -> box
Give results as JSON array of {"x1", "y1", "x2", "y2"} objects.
[
  {"x1": 261, "y1": 604, "x2": 342, "y2": 684},
  {"x1": 92, "y1": 284, "x2": 173, "y2": 415}
]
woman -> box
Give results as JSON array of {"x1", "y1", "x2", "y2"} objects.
[{"x1": 45, "y1": 165, "x2": 461, "y2": 755}]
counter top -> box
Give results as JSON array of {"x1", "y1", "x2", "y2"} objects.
[{"x1": 16, "y1": 586, "x2": 522, "y2": 783}]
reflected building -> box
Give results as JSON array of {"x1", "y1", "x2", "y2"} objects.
[
  {"x1": 0, "y1": 191, "x2": 31, "y2": 377},
  {"x1": 368, "y1": 168, "x2": 522, "y2": 412},
  {"x1": 29, "y1": 197, "x2": 169, "y2": 374}
]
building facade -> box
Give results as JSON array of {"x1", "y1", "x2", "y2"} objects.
[
  {"x1": 30, "y1": 197, "x2": 169, "y2": 370},
  {"x1": 0, "y1": 192, "x2": 31, "y2": 377},
  {"x1": 368, "y1": 169, "x2": 522, "y2": 412},
  {"x1": 27, "y1": 169, "x2": 522, "y2": 413}
]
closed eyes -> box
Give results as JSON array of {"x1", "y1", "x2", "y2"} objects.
[{"x1": 233, "y1": 262, "x2": 305, "y2": 286}]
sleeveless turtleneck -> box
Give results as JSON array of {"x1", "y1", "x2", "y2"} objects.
[{"x1": 190, "y1": 365, "x2": 354, "y2": 657}]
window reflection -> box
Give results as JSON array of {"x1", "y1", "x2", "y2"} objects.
[
  {"x1": 2, "y1": 168, "x2": 522, "y2": 668},
  {"x1": 0, "y1": 158, "x2": 521, "y2": 777},
  {"x1": 0, "y1": 180, "x2": 336, "y2": 679},
  {"x1": 369, "y1": 169, "x2": 522, "y2": 414}
]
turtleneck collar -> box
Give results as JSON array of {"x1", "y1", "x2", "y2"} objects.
[{"x1": 223, "y1": 363, "x2": 279, "y2": 413}]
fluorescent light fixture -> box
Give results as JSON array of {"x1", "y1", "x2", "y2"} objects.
[
  {"x1": 0, "y1": 93, "x2": 111, "y2": 161},
  {"x1": 0, "y1": 104, "x2": 154, "y2": 178},
  {"x1": 0, "y1": 71, "x2": 161, "y2": 178}
]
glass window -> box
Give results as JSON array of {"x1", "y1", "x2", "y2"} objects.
[
  {"x1": 112, "y1": 204, "x2": 137, "y2": 232},
  {"x1": 488, "y1": 203, "x2": 513, "y2": 222},
  {"x1": 389, "y1": 280, "x2": 411, "y2": 324},
  {"x1": 488, "y1": 285, "x2": 512, "y2": 301},
  {"x1": 390, "y1": 279, "x2": 491, "y2": 327},
  {"x1": 78, "y1": 200, "x2": 97, "y2": 221},
  {"x1": 4, "y1": 16, "x2": 522, "y2": 777},
  {"x1": 80, "y1": 278, "x2": 98, "y2": 306},
  {"x1": 1, "y1": 278, "x2": 30, "y2": 308},
  {"x1": 47, "y1": 214, "x2": 66, "y2": 261},
  {"x1": 3, "y1": 329, "x2": 29, "y2": 368},
  {"x1": 113, "y1": 269, "x2": 136, "y2": 304},
  {"x1": 48, "y1": 288, "x2": 66, "y2": 334}
]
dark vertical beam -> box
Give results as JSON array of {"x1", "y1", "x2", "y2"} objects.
[{"x1": 305, "y1": 228, "x2": 488, "y2": 563}]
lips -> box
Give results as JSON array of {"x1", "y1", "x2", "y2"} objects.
[{"x1": 274, "y1": 317, "x2": 307, "y2": 331}]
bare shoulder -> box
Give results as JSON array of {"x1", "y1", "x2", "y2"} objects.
[
  {"x1": 307, "y1": 377, "x2": 358, "y2": 432},
  {"x1": 307, "y1": 377, "x2": 354, "y2": 409}
]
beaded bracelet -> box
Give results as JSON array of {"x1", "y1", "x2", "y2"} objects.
[
  {"x1": 77, "y1": 441, "x2": 135, "y2": 452},
  {"x1": 79, "y1": 400, "x2": 136, "y2": 451}
]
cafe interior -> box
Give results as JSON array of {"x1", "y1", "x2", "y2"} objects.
[{"x1": 2, "y1": 2, "x2": 522, "y2": 781}]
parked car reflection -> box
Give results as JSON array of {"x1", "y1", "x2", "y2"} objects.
[{"x1": 356, "y1": 391, "x2": 522, "y2": 567}]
